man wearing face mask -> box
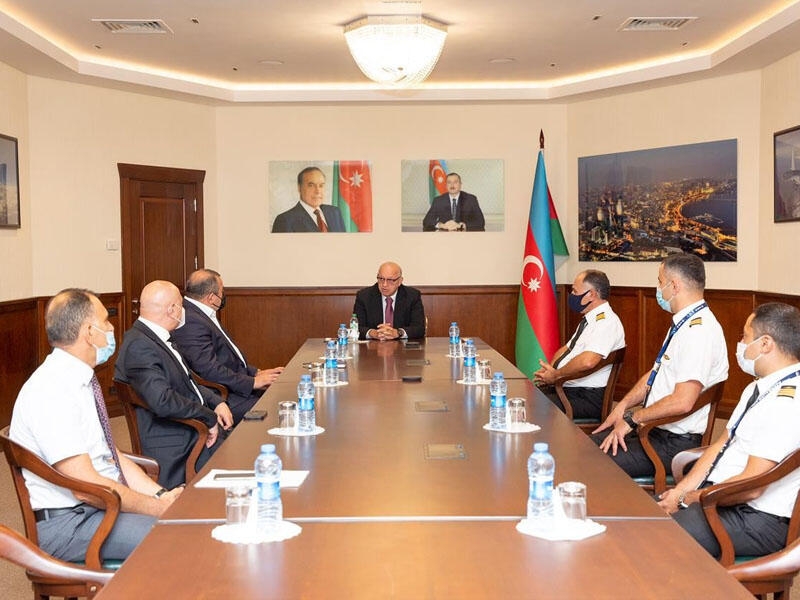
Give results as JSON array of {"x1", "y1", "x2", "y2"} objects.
[
  {"x1": 658, "y1": 302, "x2": 800, "y2": 558},
  {"x1": 10, "y1": 289, "x2": 183, "y2": 562},
  {"x1": 533, "y1": 270, "x2": 625, "y2": 419},
  {"x1": 592, "y1": 253, "x2": 728, "y2": 478},
  {"x1": 115, "y1": 280, "x2": 232, "y2": 488},
  {"x1": 170, "y1": 269, "x2": 284, "y2": 425}
]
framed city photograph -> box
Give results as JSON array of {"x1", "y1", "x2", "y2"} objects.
[
  {"x1": 774, "y1": 125, "x2": 800, "y2": 223},
  {"x1": 0, "y1": 133, "x2": 20, "y2": 229}
]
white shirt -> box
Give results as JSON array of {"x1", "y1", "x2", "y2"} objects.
[
  {"x1": 561, "y1": 302, "x2": 626, "y2": 389},
  {"x1": 708, "y1": 363, "x2": 800, "y2": 517},
  {"x1": 184, "y1": 296, "x2": 246, "y2": 366},
  {"x1": 649, "y1": 300, "x2": 729, "y2": 435},
  {"x1": 10, "y1": 348, "x2": 119, "y2": 509},
  {"x1": 299, "y1": 200, "x2": 328, "y2": 227}
]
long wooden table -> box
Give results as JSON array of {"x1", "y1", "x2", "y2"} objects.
[{"x1": 97, "y1": 338, "x2": 750, "y2": 598}]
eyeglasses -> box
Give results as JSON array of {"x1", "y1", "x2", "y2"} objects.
[{"x1": 376, "y1": 276, "x2": 401, "y2": 284}]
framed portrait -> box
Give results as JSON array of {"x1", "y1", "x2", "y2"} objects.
[
  {"x1": 774, "y1": 125, "x2": 800, "y2": 223},
  {"x1": 0, "y1": 133, "x2": 20, "y2": 229}
]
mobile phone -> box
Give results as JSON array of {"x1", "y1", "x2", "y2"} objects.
[
  {"x1": 405, "y1": 341, "x2": 421, "y2": 349},
  {"x1": 402, "y1": 375, "x2": 423, "y2": 382},
  {"x1": 243, "y1": 409, "x2": 267, "y2": 421}
]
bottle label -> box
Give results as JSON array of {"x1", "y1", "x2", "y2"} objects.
[
  {"x1": 531, "y1": 478, "x2": 553, "y2": 500},
  {"x1": 490, "y1": 394, "x2": 506, "y2": 408},
  {"x1": 464, "y1": 356, "x2": 476, "y2": 367},
  {"x1": 325, "y1": 358, "x2": 337, "y2": 369},
  {"x1": 258, "y1": 480, "x2": 280, "y2": 501},
  {"x1": 298, "y1": 397, "x2": 314, "y2": 410},
  {"x1": 449, "y1": 335, "x2": 460, "y2": 345}
]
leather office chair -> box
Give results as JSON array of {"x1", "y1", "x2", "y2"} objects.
[
  {"x1": 554, "y1": 347, "x2": 625, "y2": 434},
  {"x1": 632, "y1": 380, "x2": 725, "y2": 495},
  {"x1": 0, "y1": 426, "x2": 128, "y2": 597},
  {"x1": 114, "y1": 380, "x2": 209, "y2": 482},
  {"x1": 0, "y1": 524, "x2": 112, "y2": 599}
]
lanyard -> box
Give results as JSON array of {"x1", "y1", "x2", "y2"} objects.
[{"x1": 643, "y1": 302, "x2": 707, "y2": 406}]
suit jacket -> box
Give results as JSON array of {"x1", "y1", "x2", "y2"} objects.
[
  {"x1": 271, "y1": 202, "x2": 346, "y2": 233},
  {"x1": 114, "y1": 320, "x2": 221, "y2": 488},
  {"x1": 170, "y1": 301, "x2": 259, "y2": 424},
  {"x1": 353, "y1": 284, "x2": 426, "y2": 340},
  {"x1": 422, "y1": 192, "x2": 485, "y2": 231}
]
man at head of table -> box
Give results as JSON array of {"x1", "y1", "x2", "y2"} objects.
[{"x1": 353, "y1": 261, "x2": 426, "y2": 341}]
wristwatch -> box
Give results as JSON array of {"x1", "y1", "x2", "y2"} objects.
[
  {"x1": 622, "y1": 410, "x2": 638, "y2": 432},
  {"x1": 154, "y1": 487, "x2": 168, "y2": 498},
  {"x1": 677, "y1": 491, "x2": 689, "y2": 509}
]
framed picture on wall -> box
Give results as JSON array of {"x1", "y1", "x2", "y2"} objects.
[
  {"x1": 0, "y1": 133, "x2": 20, "y2": 229},
  {"x1": 774, "y1": 125, "x2": 800, "y2": 223}
]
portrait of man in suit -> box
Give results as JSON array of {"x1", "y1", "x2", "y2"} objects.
[
  {"x1": 423, "y1": 172, "x2": 485, "y2": 231},
  {"x1": 271, "y1": 166, "x2": 346, "y2": 233}
]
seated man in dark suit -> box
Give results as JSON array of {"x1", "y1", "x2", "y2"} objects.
[
  {"x1": 115, "y1": 280, "x2": 232, "y2": 489},
  {"x1": 171, "y1": 268, "x2": 284, "y2": 425},
  {"x1": 354, "y1": 261, "x2": 426, "y2": 340},
  {"x1": 423, "y1": 172, "x2": 485, "y2": 231},
  {"x1": 271, "y1": 166, "x2": 346, "y2": 233}
]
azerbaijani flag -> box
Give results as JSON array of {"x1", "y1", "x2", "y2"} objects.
[
  {"x1": 428, "y1": 159, "x2": 448, "y2": 203},
  {"x1": 332, "y1": 160, "x2": 373, "y2": 232},
  {"x1": 515, "y1": 140, "x2": 568, "y2": 378}
]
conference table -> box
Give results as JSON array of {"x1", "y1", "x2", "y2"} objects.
[{"x1": 96, "y1": 338, "x2": 751, "y2": 598}]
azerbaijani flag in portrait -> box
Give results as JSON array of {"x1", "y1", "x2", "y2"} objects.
[
  {"x1": 428, "y1": 159, "x2": 448, "y2": 203},
  {"x1": 332, "y1": 160, "x2": 373, "y2": 232}
]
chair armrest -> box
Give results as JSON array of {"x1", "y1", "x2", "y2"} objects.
[
  {"x1": 671, "y1": 446, "x2": 708, "y2": 484},
  {"x1": 552, "y1": 348, "x2": 625, "y2": 422},
  {"x1": 120, "y1": 452, "x2": 160, "y2": 481},
  {"x1": 172, "y1": 417, "x2": 210, "y2": 482},
  {"x1": 554, "y1": 384, "x2": 574, "y2": 420},
  {"x1": 728, "y1": 536, "x2": 800, "y2": 583},
  {"x1": 193, "y1": 375, "x2": 229, "y2": 402}
]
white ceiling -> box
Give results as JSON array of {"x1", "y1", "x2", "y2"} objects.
[{"x1": 1, "y1": 0, "x2": 800, "y2": 103}]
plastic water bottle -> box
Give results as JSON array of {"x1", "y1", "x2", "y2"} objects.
[
  {"x1": 448, "y1": 322, "x2": 461, "y2": 357},
  {"x1": 349, "y1": 313, "x2": 359, "y2": 341},
  {"x1": 463, "y1": 339, "x2": 477, "y2": 383},
  {"x1": 254, "y1": 444, "x2": 282, "y2": 530},
  {"x1": 324, "y1": 339, "x2": 338, "y2": 385},
  {"x1": 337, "y1": 323, "x2": 349, "y2": 359},
  {"x1": 527, "y1": 442, "x2": 555, "y2": 525},
  {"x1": 297, "y1": 374, "x2": 315, "y2": 433},
  {"x1": 489, "y1": 372, "x2": 507, "y2": 429}
]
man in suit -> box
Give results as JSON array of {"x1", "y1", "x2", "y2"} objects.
[
  {"x1": 271, "y1": 166, "x2": 346, "y2": 233},
  {"x1": 171, "y1": 268, "x2": 284, "y2": 425},
  {"x1": 354, "y1": 261, "x2": 426, "y2": 340},
  {"x1": 115, "y1": 280, "x2": 232, "y2": 489},
  {"x1": 423, "y1": 172, "x2": 485, "y2": 231},
  {"x1": 10, "y1": 288, "x2": 182, "y2": 562}
]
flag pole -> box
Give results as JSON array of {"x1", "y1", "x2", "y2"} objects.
[{"x1": 539, "y1": 129, "x2": 544, "y2": 150}]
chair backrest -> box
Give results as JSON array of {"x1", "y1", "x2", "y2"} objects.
[
  {"x1": 556, "y1": 346, "x2": 626, "y2": 424},
  {"x1": 0, "y1": 524, "x2": 112, "y2": 598},
  {"x1": 114, "y1": 380, "x2": 209, "y2": 482},
  {"x1": 0, "y1": 426, "x2": 120, "y2": 571}
]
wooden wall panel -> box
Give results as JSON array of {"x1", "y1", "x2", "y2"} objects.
[{"x1": 0, "y1": 300, "x2": 40, "y2": 428}]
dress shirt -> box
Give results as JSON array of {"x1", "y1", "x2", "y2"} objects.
[
  {"x1": 381, "y1": 292, "x2": 408, "y2": 339},
  {"x1": 298, "y1": 200, "x2": 328, "y2": 228},
  {"x1": 184, "y1": 296, "x2": 246, "y2": 366},
  {"x1": 561, "y1": 302, "x2": 626, "y2": 389}
]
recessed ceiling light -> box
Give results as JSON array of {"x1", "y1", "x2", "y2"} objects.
[
  {"x1": 259, "y1": 59, "x2": 284, "y2": 66},
  {"x1": 488, "y1": 57, "x2": 515, "y2": 64},
  {"x1": 94, "y1": 44, "x2": 102, "y2": 50},
  {"x1": 190, "y1": 18, "x2": 199, "y2": 24},
  {"x1": 232, "y1": 67, "x2": 239, "y2": 71},
  {"x1": 592, "y1": 15, "x2": 602, "y2": 21},
  {"x1": 549, "y1": 63, "x2": 557, "y2": 68}
]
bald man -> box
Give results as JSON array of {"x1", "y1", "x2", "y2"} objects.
[
  {"x1": 115, "y1": 281, "x2": 232, "y2": 488},
  {"x1": 353, "y1": 261, "x2": 426, "y2": 340}
]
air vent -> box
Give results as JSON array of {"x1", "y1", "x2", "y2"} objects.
[
  {"x1": 92, "y1": 19, "x2": 173, "y2": 34},
  {"x1": 619, "y1": 17, "x2": 696, "y2": 31}
]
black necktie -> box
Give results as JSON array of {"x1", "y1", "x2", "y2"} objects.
[
  {"x1": 701, "y1": 385, "x2": 759, "y2": 486},
  {"x1": 451, "y1": 198, "x2": 457, "y2": 221},
  {"x1": 553, "y1": 317, "x2": 588, "y2": 369}
]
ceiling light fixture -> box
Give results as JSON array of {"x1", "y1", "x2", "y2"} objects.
[{"x1": 343, "y1": 10, "x2": 447, "y2": 87}]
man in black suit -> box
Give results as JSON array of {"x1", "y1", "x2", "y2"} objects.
[
  {"x1": 115, "y1": 280, "x2": 232, "y2": 489},
  {"x1": 171, "y1": 269, "x2": 284, "y2": 425},
  {"x1": 354, "y1": 261, "x2": 426, "y2": 340},
  {"x1": 271, "y1": 166, "x2": 346, "y2": 233},
  {"x1": 423, "y1": 172, "x2": 485, "y2": 231}
]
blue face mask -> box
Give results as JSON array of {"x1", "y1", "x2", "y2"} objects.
[
  {"x1": 568, "y1": 289, "x2": 591, "y2": 314},
  {"x1": 92, "y1": 327, "x2": 116, "y2": 365},
  {"x1": 655, "y1": 283, "x2": 673, "y2": 313}
]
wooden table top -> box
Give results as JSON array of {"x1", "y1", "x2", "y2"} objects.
[{"x1": 96, "y1": 520, "x2": 751, "y2": 599}]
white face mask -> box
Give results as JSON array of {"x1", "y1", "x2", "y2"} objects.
[
  {"x1": 170, "y1": 305, "x2": 186, "y2": 329},
  {"x1": 736, "y1": 336, "x2": 764, "y2": 376}
]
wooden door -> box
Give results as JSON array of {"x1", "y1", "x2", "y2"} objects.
[{"x1": 118, "y1": 163, "x2": 204, "y2": 329}]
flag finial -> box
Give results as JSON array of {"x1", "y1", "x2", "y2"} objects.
[{"x1": 539, "y1": 130, "x2": 545, "y2": 150}]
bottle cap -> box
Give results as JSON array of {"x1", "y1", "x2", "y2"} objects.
[
  {"x1": 450, "y1": 322, "x2": 457, "y2": 326},
  {"x1": 466, "y1": 339, "x2": 474, "y2": 345},
  {"x1": 327, "y1": 339, "x2": 336, "y2": 347},
  {"x1": 340, "y1": 323, "x2": 346, "y2": 327},
  {"x1": 261, "y1": 444, "x2": 276, "y2": 453},
  {"x1": 534, "y1": 442, "x2": 549, "y2": 452},
  {"x1": 300, "y1": 374, "x2": 311, "y2": 382},
  {"x1": 492, "y1": 372, "x2": 504, "y2": 379}
]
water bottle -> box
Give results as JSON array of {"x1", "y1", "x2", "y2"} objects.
[
  {"x1": 489, "y1": 372, "x2": 507, "y2": 429},
  {"x1": 349, "y1": 313, "x2": 359, "y2": 341},
  {"x1": 448, "y1": 322, "x2": 461, "y2": 357},
  {"x1": 337, "y1": 323, "x2": 349, "y2": 359},
  {"x1": 254, "y1": 444, "x2": 282, "y2": 530},
  {"x1": 324, "y1": 339, "x2": 338, "y2": 385},
  {"x1": 297, "y1": 374, "x2": 315, "y2": 433},
  {"x1": 463, "y1": 339, "x2": 477, "y2": 383},
  {"x1": 527, "y1": 442, "x2": 555, "y2": 524}
]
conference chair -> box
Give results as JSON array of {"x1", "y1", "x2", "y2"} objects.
[
  {"x1": 554, "y1": 347, "x2": 626, "y2": 434},
  {"x1": 114, "y1": 381, "x2": 209, "y2": 482},
  {"x1": 0, "y1": 426, "x2": 125, "y2": 597},
  {"x1": 0, "y1": 524, "x2": 112, "y2": 599},
  {"x1": 632, "y1": 380, "x2": 725, "y2": 495}
]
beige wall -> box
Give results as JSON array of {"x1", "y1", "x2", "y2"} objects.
[
  {"x1": 760, "y1": 48, "x2": 800, "y2": 295},
  {"x1": 566, "y1": 70, "x2": 762, "y2": 291},
  {"x1": 0, "y1": 61, "x2": 31, "y2": 301}
]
